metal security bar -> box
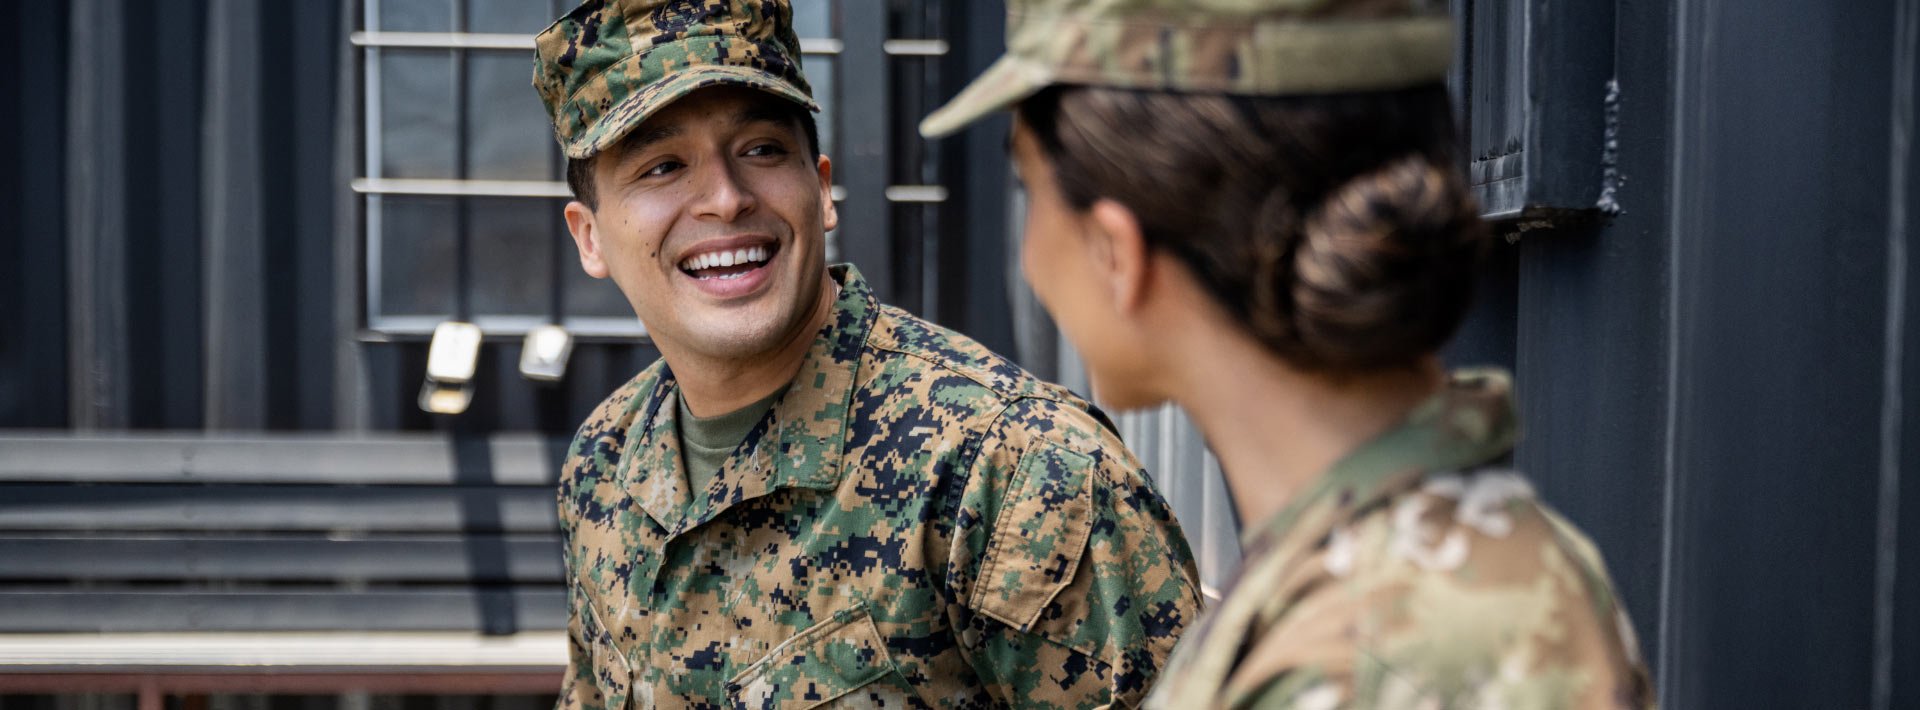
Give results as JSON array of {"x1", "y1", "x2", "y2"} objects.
[
  {"x1": 351, "y1": 30, "x2": 847, "y2": 54},
  {"x1": 355, "y1": 0, "x2": 897, "y2": 340}
]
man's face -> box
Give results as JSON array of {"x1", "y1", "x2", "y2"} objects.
[{"x1": 564, "y1": 86, "x2": 836, "y2": 362}]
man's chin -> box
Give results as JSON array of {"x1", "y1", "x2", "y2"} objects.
[{"x1": 672, "y1": 311, "x2": 803, "y2": 361}]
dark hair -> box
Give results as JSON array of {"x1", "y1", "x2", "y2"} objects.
[
  {"x1": 565, "y1": 99, "x2": 821, "y2": 209},
  {"x1": 1017, "y1": 83, "x2": 1489, "y2": 373}
]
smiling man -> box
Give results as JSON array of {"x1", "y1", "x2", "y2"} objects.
[{"x1": 531, "y1": 1, "x2": 1204, "y2": 708}]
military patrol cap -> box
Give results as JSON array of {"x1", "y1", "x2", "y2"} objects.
[
  {"x1": 534, "y1": 0, "x2": 817, "y2": 160},
  {"x1": 920, "y1": 0, "x2": 1453, "y2": 138}
]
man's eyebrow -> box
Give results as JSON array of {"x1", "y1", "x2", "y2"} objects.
[
  {"x1": 621, "y1": 123, "x2": 684, "y2": 160},
  {"x1": 735, "y1": 105, "x2": 797, "y2": 132},
  {"x1": 614, "y1": 104, "x2": 792, "y2": 167}
]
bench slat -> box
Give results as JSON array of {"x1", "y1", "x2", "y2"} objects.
[
  {"x1": 0, "y1": 631, "x2": 566, "y2": 669},
  {"x1": 0, "y1": 484, "x2": 562, "y2": 533},
  {"x1": 0, "y1": 588, "x2": 568, "y2": 633},
  {"x1": 0, "y1": 534, "x2": 564, "y2": 583},
  {"x1": 0, "y1": 434, "x2": 570, "y2": 486}
]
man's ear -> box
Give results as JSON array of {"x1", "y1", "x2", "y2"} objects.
[
  {"x1": 1088, "y1": 198, "x2": 1149, "y2": 314},
  {"x1": 563, "y1": 201, "x2": 610, "y2": 279},
  {"x1": 816, "y1": 154, "x2": 838, "y2": 232}
]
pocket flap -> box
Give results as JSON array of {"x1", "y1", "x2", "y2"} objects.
[
  {"x1": 586, "y1": 630, "x2": 632, "y2": 710},
  {"x1": 972, "y1": 441, "x2": 1096, "y2": 631},
  {"x1": 727, "y1": 604, "x2": 897, "y2": 710}
]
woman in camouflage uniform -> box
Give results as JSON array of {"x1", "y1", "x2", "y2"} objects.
[{"x1": 923, "y1": 0, "x2": 1658, "y2": 707}]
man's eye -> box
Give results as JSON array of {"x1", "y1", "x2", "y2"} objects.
[
  {"x1": 744, "y1": 143, "x2": 788, "y2": 158},
  {"x1": 643, "y1": 160, "x2": 683, "y2": 178}
]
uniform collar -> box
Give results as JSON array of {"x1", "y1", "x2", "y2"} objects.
[
  {"x1": 622, "y1": 264, "x2": 877, "y2": 537},
  {"x1": 1241, "y1": 368, "x2": 1520, "y2": 551}
]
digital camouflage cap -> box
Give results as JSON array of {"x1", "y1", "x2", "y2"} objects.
[
  {"x1": 920, "y1": 0, "x2": 1454, "y2": 138},
  {"x1": 533, "y1": 0, "x2": 817, "y2": 160}
]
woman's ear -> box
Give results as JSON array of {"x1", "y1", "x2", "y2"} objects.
[{"x1": 1088, "y1": 198, "x2": 1149, "y2": 315}]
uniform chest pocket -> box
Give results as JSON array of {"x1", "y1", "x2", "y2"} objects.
[
  {"x1": 971, "y1": 441, "x2": 1095, "y2": 631},
  {"x1": 726, "y1": 604, "x2": 907, "y2": 710}
]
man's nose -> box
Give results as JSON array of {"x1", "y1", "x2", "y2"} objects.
[{"x1": 690, "y1": 159, "x2": 756, "y2": 222}]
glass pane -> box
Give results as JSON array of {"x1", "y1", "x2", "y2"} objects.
[
  {"x1": 376, "y1": 195, "x2": 459, "y2": 318},
  {"x1": 379, "y1": 50, "x2": 458, "y2": 179},
  {"x1": 467, "y1": 198, "x2": 558, "y2": 317},
  {"x1": 562, "y1": 247, "x2": 633, "y2": 319},
  {"x1": 376, "y1": 0, "x2": 453, "y2": 31},
  {"x1": 467, "y1": 53, "x2": 559, "y2": 180},
  {"x1": 810, "y1": 56, "x2": 835, "y2": 160},
  {"x1": 792, "y1": 0, "x2": 831, "y2": 39},
  {"x1": 467, "y1": 0, "x2": 555, "y2": 33}
]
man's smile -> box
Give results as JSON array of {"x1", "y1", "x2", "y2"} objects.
[{"x1": 674, "y1": 235, "x2": 781, "y2": 298}]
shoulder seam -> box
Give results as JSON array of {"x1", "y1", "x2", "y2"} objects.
[
  {"x1": 871, "y1": 340, "x2": 1039, "y2": 404},
  {"x1": 866, "y1": 308, "x2": 1063, "y2": 404},
  {"x1": 936, "y1": 399, "x2": 1014, "y2": 622}
]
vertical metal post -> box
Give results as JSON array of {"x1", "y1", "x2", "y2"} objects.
[
  {"x1": 452, "y1": 0, "x2": 473, "y2": 323},
  {"x1": 279, "y1": 0, "x2": 343, "y2": 430},
  {"x1": 836, "y1": 0, "x2": 894, "y2": 301},
  {"x1": 8, "y1": 0, "x2": 73, "y2": 428},
  {"x1": 942, "y1": 0, "x2": 1019, "y2": 359},
  {"x1": 334, "y1": 0, "x2": 372, "y2": 431},
  {"x1": 1874, "y1": 4, "x2": 1918, "y2": 708},
  {"x1": 137, "y1": 680, "x2": 163, "y2": 710},
  {"x1": 203, "y1": 0, "x2": 270, "y2": 429},
  {"x1": 66, "y1": 0, "x2": 131, "y2": 430}
]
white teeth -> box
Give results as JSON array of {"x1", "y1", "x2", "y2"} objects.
[{"x1": 680, "y1": 245, "x2": 773, "y2": 274}]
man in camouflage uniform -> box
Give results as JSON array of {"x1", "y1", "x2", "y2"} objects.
[
  {"x1": 922, "y1": 0, "x2": 1656, "y2": 707},
  {"x1": 531, "y1": 1, "x2": 1204, "y2": 707}
]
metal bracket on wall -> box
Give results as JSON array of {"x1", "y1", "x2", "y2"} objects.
[{"x1": 1459, "y1": 0, "x2": 1617, "y2": 225}]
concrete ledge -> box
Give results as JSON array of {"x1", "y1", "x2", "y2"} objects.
[{"x1": 0, "y1": 631, "x2": 566, "y2": 672}]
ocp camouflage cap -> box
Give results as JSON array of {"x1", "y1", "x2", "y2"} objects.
[
  {"x1": 920, "y1": 0, "x2": 1453, "y2": 138},
  {"x1": 533, "y1": 0, "x2": 817, "y2": 160}
]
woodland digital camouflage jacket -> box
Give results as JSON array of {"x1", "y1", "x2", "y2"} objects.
[
  {"x1": 1145, "y1": 371, "x2": 1655, "y2": 709},
  {"x1": 556, "y1": 265, "x2": 1205, "y2": 709}
]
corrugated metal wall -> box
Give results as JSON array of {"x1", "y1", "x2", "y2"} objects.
[{"x1": 7, "y1": 0, "x2": 1920, "y2": 706}]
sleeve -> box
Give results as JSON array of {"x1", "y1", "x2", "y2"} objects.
[
  {"x1": 554, "y1": 396, "x2": 639, "y2": 710},
  {"x1": 555, "y1": 449, "x2": 617, "y2": 710},
  {"x1": 557, "y1": 557, "x2": 623, "y2": 710},
  {"x1": 555, "y1": 466, "x2": 639, "y2": 710},
  {"x1": 947, "y1": 402, "x2": 1207, "y2": 710}
]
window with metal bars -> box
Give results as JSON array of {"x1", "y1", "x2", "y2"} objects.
[{"x1": 352, "y1": 0, "x2": 840, "y2": 339}]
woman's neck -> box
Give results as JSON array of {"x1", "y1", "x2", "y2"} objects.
[{"x1": 1169, "y1": 332, "x2": 1443, "y2": 529}]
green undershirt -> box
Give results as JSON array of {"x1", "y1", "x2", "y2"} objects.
[{"x1": 676, "y1": 384, "x2": 788, "y2": 496}]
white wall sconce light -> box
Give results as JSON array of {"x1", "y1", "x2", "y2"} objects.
[{"x1": 419, "y1": 321, "x2": 482, "y2": 415}]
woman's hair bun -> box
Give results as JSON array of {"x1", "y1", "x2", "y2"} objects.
[
  {"x1": 1278, "y1": 156, "x2": 1489, "y2": 371},
  {"x1": 1020, "y1": 83, "x2": 1490, "y2": 373}
]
